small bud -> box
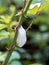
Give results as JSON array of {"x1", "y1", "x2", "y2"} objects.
[{"x1": 16, "y1": 26, "x2": 27, "y2": 47}]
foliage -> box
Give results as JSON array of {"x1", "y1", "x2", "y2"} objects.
[{"x1": 0, "y1": 0, "x2": 49, "y2": 65}]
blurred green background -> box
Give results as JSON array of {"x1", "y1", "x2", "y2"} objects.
[{"x1": 0, "y1": 0, "x2": 49, "y2": 65}]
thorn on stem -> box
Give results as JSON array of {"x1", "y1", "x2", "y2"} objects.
[
  {"x1": 6, "y1": 47, "x2": 11, "y2": 51},
  {"x1": 13, "y1": 25, "x2": 18, "y2": 32}
]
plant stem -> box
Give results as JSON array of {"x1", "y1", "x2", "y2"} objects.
[
  {"x1": 3, "y1": 0, "x2": 32, "y2": 65},
  {"x1": 26, "y1": 16, "x2": 36, "y2": 32},
  {"x1": 18, "y1": 0, "x2": 32, "y2": 27}
]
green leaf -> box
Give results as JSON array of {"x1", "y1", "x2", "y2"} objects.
[
  {"x1": 0, "y1": 15, "x2": 11, "y2": 24},
  {"x1": 30, "y1": 63, "x2": 42, "y2": 65},
  {"x1": 0, "y1": 30, "x2": 10, "y2": 40},
  {"x1": 0, "y1": 24, "x2": 7, "y2": 30},
  {"x1": 15, "y1": 12, "x2": 21, "y2": 16},
  {"x1": 0, "y1": 6, "x2": 7, "y2": 14},
  {"x1": 27, "y1": 6, "x2": 39, "y2": 15},
  {"x1": 40, "y1": 25, "x2": 48, "y2": 31},
  {"x1": 10, "y1": 21, "x2": 18, "y2": 28},
  {"x1": 26, "y1": 3, "x2": 41, "y2": 15},
  {"x1": 9, "y1": 51, "x2": 21, "y2": 62},
  {"x1": 0, "y1": 52, "x2": 7, "y2": 62},
  {"x1": 9, "y1": 61, "x2": 22, "y2": 65},
  {"x1": 38, "y1": 1, "x2": 49, "y2": 13}
]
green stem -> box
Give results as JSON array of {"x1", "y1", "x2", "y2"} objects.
[
  {"x1": 26, "y1": 16, "x2": 36, "y2": 32},
  {"x1": 3, "y1": 0, "x2": 32, "y2": 65},
  {"x1": 18, "y1": 0, "x2": 32, "y2": 27}
]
